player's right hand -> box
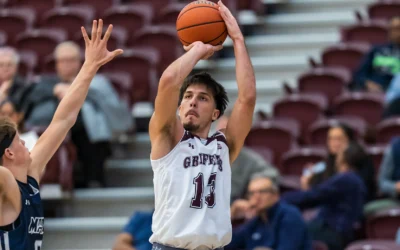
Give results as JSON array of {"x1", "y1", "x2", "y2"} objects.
[
  {"x1": 81, "y1": 19, "x2": 123, "y2": 68},
  {"x1": 183, "y1": 41, "x2": 223, "y2": 60}
]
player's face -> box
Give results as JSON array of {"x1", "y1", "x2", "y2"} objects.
[
  {"x1": 179, "y1": 84, "x2": 220, "y2": 133},
  {"x1": 247, "y1": 178, "x2": 279, "y2": 214},
  {"x1": 9, "y1": 133, "x2": 31, "y2": 166}
]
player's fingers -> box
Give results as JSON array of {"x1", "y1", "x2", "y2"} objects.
[
  {"x1": 97, "y1": 19, "x2": 103, "y2": 42},
  {"x1": 183, "y1": 43, "x2": 194, "y2": 51},
  {"x1": 111, "y1": 49, "x2": 124, "y2": 57},
  {"x1": 81, "y1": 26, "x2": 90, "y2": 45},
  {"x1": 102, "y1": 24, "x2": 113, "y2": 43},
  {"x1": 91, "y1": 20, "x2": 97, "y2": 42},
  {"x1": 213, "y1": 45, "x2": 223, "y2": 51}
]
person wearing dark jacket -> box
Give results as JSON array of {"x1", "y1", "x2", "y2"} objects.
[
  {"x1": 354, "y1": 16, "x2": 400, "y2": 92},
  {"x1": 0, "y1": 47, "x2": 27, "y2": 105},
  {"x1": 283, "y1": 143, "x2": 367, "y2": 250},
  {"x1": 226, "y1": 173, "x2": 311, "y2": 250}
]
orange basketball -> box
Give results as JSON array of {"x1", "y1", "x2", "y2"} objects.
[{"x1": 176, "y1": 1, "x2": 228, "y2": 46}]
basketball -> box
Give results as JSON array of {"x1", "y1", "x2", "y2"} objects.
[{"x1": 176, "y1": 1, "x2": 228, "y2": 46}]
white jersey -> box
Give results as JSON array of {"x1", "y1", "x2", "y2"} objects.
[{"x1": 150, "y1": 130, "x2": 232, "y2": 250}]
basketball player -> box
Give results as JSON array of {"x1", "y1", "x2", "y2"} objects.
[
  {"x1": 0, "y1": 19, "x2": 122, "y2": 250},
  {"x1": 149, "y1": 1, "x2": 256, "y2": 249}
]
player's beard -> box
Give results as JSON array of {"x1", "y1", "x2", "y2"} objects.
[{"x1": 183, "y1": 121, "x2": 200, "y2": 132}]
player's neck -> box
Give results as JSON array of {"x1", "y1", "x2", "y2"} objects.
[
  {"x1": 4, "y1": 163, "x2": 28, "y2": 183},
  {"x1": 189, "y1": 124, "x2": 212, "y2": 139}
]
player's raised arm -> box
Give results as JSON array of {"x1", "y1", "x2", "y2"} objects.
[
  {"x1": 149, "y1": 41, "x2": 222, "y2": 153},
  {"x1": 28, "y1": 19, "x2": 123, "y2": 182},
  {"x1": 218, "y1": 0, "x2": 256, "y2": 163}
]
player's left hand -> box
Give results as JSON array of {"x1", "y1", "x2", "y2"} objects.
[
  {"x1": 218, "y1": 0, "x2": 244, "y2": 42},
  {"x1": 81, "y1": 19, "x2": 123, "y2": 68}
]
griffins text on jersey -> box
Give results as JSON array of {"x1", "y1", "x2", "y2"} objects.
[{"x1": 183, "y1": 153, "x2": 223, "y2": 171}]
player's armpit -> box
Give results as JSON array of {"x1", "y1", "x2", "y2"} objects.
[
  {"x1": 112, "y1": 233, "x2": 135, "y2": 250},
  {"x1": 0, "y1": 167, "x2": 21, "y2": 212}
]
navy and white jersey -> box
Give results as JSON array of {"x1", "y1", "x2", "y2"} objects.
[
  {"x1": 0, "y1": 176, "x2": 44, "y2": 250},
  {"x1": 150, "y1": 130, "x2": 232, "y2": 249}
]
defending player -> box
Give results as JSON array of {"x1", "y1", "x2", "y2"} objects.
[
  {"x1": 149, "y1": 1, "x2": 256, "y2": 249},
  {"x1": 0, "y1": 19, "x2": 122, "y2": 250}
]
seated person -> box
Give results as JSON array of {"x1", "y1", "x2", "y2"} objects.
[
  {"x1": 23, "y1": 41, "x2": 133, "y2": 188},
  {"x1": 0, "y1": 47, "x2": 27, "y2": 104},
  {"x1": 353, "y1": 16, "x2": 400, "y2": 92},
  {"x1": 302, "y1": 123, "x2": 375, "y2": 201},
  {"x1": 215, "y1": 112, "x2": 280, "y2": 201},
  {"x1": 383, "y1": 73, "x2": 400, "y2": 118},
  {"x1": 226, "y1": 173, "x2": 311, "y2": 250},
  {"x1": 365, "y1": 137, "x2": 400, "y2": 215},
  {"x1": 283, "y1": 143, "x2": 367, "y2": 250},
  {"x1": 113, "y1": 210, "x2": 153, "y2": 250},
  {"x1": 0, "y1": 98, "x2": 38, "y2": 151}
]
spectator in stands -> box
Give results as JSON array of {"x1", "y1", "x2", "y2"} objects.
[
  {"x1": 301, "y1": 123, "x2": 375, "y2": 201},
  {"x1": 354, "y1": 16, "x2": 400, "y2": 92},
  {"x1": 383, "y1": 73, "x2": 400, "y2": 118},
  {"x1": 283, "y1": 143, "x2": 367, "y2": 250},
  {"x1": 113, "y1": 210, "x2": 153, "y2": 250},
  {"x1": 22, "y1": 41, "x2": 133, "y2": 188},
  {"x1": 365, "y1": 137, "x2": 400, "y2": 215},
  {"x1": 226, "y1": 173, "x2": 311, "y2": 250},
  {"x1": 0, "y1": 47, "x2": 26, "y2": 104},
  {"x1": 215, "y1": 112, "x2": 279, "y2": 201},
  {"x1": 0, "y1": 98, "x2": 38, "y2": 152}
]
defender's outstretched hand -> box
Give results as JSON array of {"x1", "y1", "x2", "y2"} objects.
[
  {"x1": 183, "y1": 41, "x2": 223, "y2": 60},
  {"x1": 81, "y1": 19, "x2": 123, "y2": 68},
  {"x1": 218, "y1": 0, "x2": 244, "y2": 42}
]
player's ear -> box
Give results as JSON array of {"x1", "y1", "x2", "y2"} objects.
[
  {"x1": 4, "y1": 148, "x2": 14, "y2": 160},
  {"x1": 212, "y1": 109, "x2": 220, "y2": 121}
]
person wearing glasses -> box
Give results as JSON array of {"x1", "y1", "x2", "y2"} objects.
[{"x1": 226, "y1": 172, "x2": 311, "y2": 250}]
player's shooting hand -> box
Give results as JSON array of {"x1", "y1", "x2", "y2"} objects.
[
  {"x1": 183, "y1": 41, "x2": 223, "y2": 60},
  {"x1": 81, "y1": 19, "x2": 123, "y2": 69},
  {"x1": 218, "y1": 0, "x2": 243, "y2": 42}
]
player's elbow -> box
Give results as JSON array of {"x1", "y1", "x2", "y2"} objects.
[{"x1": 240, "y1": 89, "x2": 256, "y2": 106}]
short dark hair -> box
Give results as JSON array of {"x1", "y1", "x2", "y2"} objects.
[
  {"x1": 179, "y1": 72, "x2": 228, "y2": 119},
  {"x1": 342, "y1": 142, "x2": 367, "y2": 170}
]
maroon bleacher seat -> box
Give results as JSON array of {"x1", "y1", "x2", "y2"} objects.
[
  {"x1": 273, "y1": 93, "x2": 328, "y2": 140},
  {"x1": 123, "y1": 0, "x2": 172, "y2": 15},
  {"x1": 320, "y1": 42, "x2": 371, "y2": 73},
  {"x1": 333, "y1": 92, "x2": 385, "y2": 125},
  {"x1": 157, "y1": 2, "x2": 187, "y2": 25},
  {"x1": 245, "y1": 118, "x2": 300, "y2": 168},
  {"x1": 103, "y1": 3, "x2": 153, "y2": 42},
  {"x1": 376, "y1": 116, "x2": 400, "y2": 144},
  {"x1": 7, "y1": 0, "x2": 59, "y2": 16},
  {"x1": 366, "y1": 144, "x2": 386, "y2": 175},
  {"x1": 100, "y1": 72, "x2": 133, "y2": 106},
  {"x1": 0, "y1": 8, "x2": 35, "y2": 45},
  {"x1": 313, "y1": 241, "x2": 329, "y2": 250},
  {"x1": 74, "y1": 25, "x2": 127, "y2": 51},
  {"x1": 248, "y1": 146, "x2": 274, "y2": 164},
  {"x1": 15, "y1": 28, "x2": 68, "y2": 70},
  {"x1": 129, "y1": 25, "x2": 182, "y2": 73},
  {"x1": 41, "y1": 5, "x2": 95, "y2": 39},
  {"x1": 341, "y1": 20, "x2": 389, "y2": 45},
  {"x1": 298, "y1": 67, "x2": 351, "y2": 105},
  {"x1": 368, "y1": 1, "x2": 400, "y2": 22},
  {"x1": 62, "y1": 0, "x2": 119, "y2": 17},
  {"x1": 18, "y1": 50, "x2": 37, "y2": 80},
  {"x1": 101, "y1": 47, "x2": 160, "y2": 104},
  {"x1": 307, "y1": 115, "x2": 368, "y2": 145},
  {"x1": 366, "y1": 207, "x2": 400, "y2": 239},
  {"x1": 346, "y1": 240, "x2": 400, "y2": 250},
  {"x1": 281, "y1": 147, "x2": 327, "y2": 176},
  {"x1": 0, "y1": 31, "x2": 6, "y2": 46},
  {"x1": 237, "y1": 0, "x2": 263, "y2": 14}
]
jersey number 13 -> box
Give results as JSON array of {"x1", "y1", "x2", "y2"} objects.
[{"x1": 190, "y1": 172, "x2": 216, "y2": 209}]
